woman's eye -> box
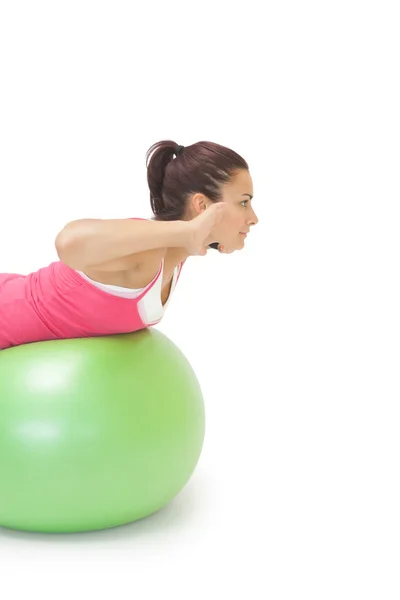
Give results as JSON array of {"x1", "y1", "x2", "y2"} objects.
[{"x1": 240, "y1": 200, "x2": 248, "y2": 207}]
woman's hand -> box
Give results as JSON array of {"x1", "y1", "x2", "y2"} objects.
[{"x1": 185, "y1": 203, "x2": 233, "y2": 255}]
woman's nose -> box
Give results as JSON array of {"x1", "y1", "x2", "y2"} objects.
[{"x1": 248, "y1": 208, "x2": 259, "y2": 226}]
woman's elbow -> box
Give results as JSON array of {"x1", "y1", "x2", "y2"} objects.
[{"x1": 54, "y1": 219, "x2": 92, "y2": 268}]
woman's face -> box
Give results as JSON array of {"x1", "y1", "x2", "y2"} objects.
[{"x1": 211, "y1": 169, "x2": 258, "y2": 252}]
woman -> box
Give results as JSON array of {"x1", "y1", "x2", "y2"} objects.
[{"x1": 0, "y1": 140, "x2": 258, "y2": 350}]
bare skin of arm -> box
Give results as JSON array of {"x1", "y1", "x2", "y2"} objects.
[
  {"x1": 54, "y1": 203, "x2": 228, "y2": 289},
  {"x1": 55, "y1": 218, "x2": 190, "y2": 271}
]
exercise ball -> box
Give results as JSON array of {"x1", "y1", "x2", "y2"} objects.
[{"x1": 0, "y1": 329, "x2": 205, "y2": 533}]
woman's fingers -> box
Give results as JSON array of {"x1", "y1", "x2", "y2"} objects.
[{"x1": 218, "y1": 244, "x2": 234, "y2": 254}]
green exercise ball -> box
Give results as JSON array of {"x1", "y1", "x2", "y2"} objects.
[{"x1": 0, "y1": 329, "x2": 205, "y2": 533}]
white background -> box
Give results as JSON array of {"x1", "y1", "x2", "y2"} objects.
[{"x1": 0, "y1": 1, "x2": 399, "y2": 598}]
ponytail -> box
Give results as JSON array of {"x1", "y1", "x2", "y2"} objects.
[{"x1": 146, "y1": 140, "x2": 178, "y2": 219}]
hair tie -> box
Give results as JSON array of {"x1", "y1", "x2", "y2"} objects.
[{"x1": 175, "y1": 145, "x2": 184, "y2": 156}]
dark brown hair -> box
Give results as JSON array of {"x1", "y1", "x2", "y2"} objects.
[{"x1": 145, "y1": 140, "x2": 249, "y2": 221}]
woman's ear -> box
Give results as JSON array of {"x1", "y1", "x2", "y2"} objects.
[{"x1": 190, "y1": 193, "x2": 209, "y2": 215}]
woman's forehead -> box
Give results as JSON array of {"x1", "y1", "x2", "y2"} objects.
[{"x1": 224, "y1": 170, "x2": 253, "y2": 195}]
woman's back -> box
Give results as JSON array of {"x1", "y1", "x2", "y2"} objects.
[{"x1": 0, "y1": 258, "x2": 183, "y2": 350}]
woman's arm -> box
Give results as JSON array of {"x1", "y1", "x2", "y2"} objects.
[{"x1": 55, "y1": 218, "x2": 190, "y2": 271}]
